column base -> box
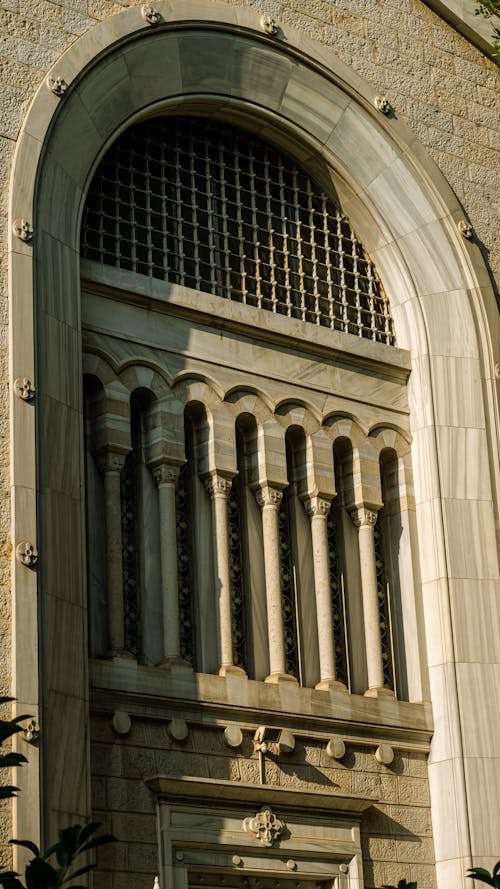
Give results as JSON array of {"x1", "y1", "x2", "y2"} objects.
[
  {"x1": 159, "y1": 655, "x2": 193, "y2": 671},
  {"x1": 264, "y1": 672, "x2": 298, "y2": 684},
  {"x1": 315, "y1": 678, "x2": 349, "y2": 692},
  {"x1": 219, "y1": 664, "x2": 247, "y2": 677},
  {"x1": 364, "y1": 686, "x2": 395, "y2": 698},
  {"x1": 106, "y1": 649, "x2": 136, "y2": 661}
]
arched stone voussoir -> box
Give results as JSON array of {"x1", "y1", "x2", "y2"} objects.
[{"x1": 368, "y1": 424, "x2": 412, "y2": 459}]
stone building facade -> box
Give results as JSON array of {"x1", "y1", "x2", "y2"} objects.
[{"x1": 1, "y1": 2, "x2": 499, "y2": 889}]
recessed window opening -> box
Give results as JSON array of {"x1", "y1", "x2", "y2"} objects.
[{"x1": 81, "y1": 116, "x2": 395, "y2": 344}]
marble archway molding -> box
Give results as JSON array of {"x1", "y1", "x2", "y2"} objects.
[{"x1": 8, "y1": 3, "x2": 500, "y2": 887}]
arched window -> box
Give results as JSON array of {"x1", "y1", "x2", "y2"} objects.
[
  {"x1": 81, "y1": 116, "x2": 395, "y2": 344},
  {"x1": 81, "y1": 114, "x2": 416, "y2": 700}
]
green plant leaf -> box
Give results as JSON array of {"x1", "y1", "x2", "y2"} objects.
[
  {"x1": 10, "y1": 840, "x2": 40, "y2": 857},
  {"x1": 0, "y1": 786, "x2": 20, "y2": 800},
  {"x1": 77, "y1": 835, "x2": 116, "y2": 856},
  {"x1": 0, "y1": 753, "x2": 28, "y2": 768},
  {"x1": 75, "y1": 822, "x2": 101, "y2": 848},
  {"x1": 60, "y1": 864, "x2": 95, "y2": 884},
  {"x1": 25, "y1": 858, "x2": 58, "y2": 889},
  {"x1": 467, "y1": 867, "x2": 495, "y2": 886}
]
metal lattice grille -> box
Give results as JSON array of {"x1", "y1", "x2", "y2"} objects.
[{"x1": 81, "y1": 116, "x2": 395, "y2": 344}]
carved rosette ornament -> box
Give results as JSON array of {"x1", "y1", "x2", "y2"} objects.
[
  {"x1": 152, "y1": 464, "x2": 180, "y2": 487},
  {"x1": 14, "y1": 376, "x2": 35, "y2": 401},
  {"x1": 243, "y1": 807, "x2": 285, "y2": 847},
  {"x1": 255, "y1": 485, "x2": 283, "y2": 509},
  {"x1": 12, "y1": 218, "x2": 33, "y2": 242},
  {"x1": 141, "y1": 4, "x2": 160, "y2": 24},
  {"x1": 351, "y1": 507, "x2": 377, "y2": 528},
  {"x1": 16, "y1": 540, "x2": 38, "y2": 567},
  {"x1": 46, "y1": 75, "x2": 68, "y2": 96},
  {"x1": 458, "y1": 219, "x2": 473, "y2": 239},
  {"x1": 261, "y1": 14, "x2": 278, "y2": 35},
  {"x1": 374, "y1": 95, "x2": 391, "y2": 114},
  {"x1": 204, "y1": 474, "x2": 233, "y2": 498},
  {"x1": 304, "y1": 496, "x2": 331, "y2": 517}
]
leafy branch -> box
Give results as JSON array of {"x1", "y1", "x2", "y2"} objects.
[{"x1": 475, "y1": 0, "x2": 500, "y2": 63}]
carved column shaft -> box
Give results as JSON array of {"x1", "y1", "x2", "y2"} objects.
[
  {"x1": 255, "y1": 485, "x2": 288, "y2": 679},
  {"x1": 205, "y1": 473, "x2": 242, "y2": 674},
  {"x1": 98, "y1": 451, "x2": 127, "y2": 655},
  {"x1": 152, "y1": 463, "x2": 181, "y2": 662},
  {"x1": 304, "y1": 496, "x2": 342, "y2": 687},
  {"x1": 351, "y1": 506, "x2": 385, "y2": 693}
]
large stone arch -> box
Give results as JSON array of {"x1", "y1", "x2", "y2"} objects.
[{"x1": 8, "y1": 3, "x2": 499, "y2": 887}]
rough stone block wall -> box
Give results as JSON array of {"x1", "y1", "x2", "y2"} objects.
[
  {"x1": 90, "y1": 714, "x2": 436, "y2": 889},
  {"x1": 0, "y1": 0, "x2": 498, "y2": 872}
]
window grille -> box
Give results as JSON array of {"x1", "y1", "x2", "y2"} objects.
[
  {"x1": 374, "y1": 517, "x2": 394, "y2": 691},
  {"x1": 81, "y1": 116, "x2": 395, "y2": 345}
]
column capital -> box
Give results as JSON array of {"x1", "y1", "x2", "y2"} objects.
[
  {"x1": 351, "y1": 506, "x2": 378, "y2": 528},
  {"x1": 151, "y1": 462, "x2": 181, "y2": 487},
  {"x1": 204, "y1": 472, "x2": 233, "y2": 499},
  {"x1": 303, "y1": 495, "x2": 331, "y2": 518},
  {"x1": 255, "y1": 485, "x2": 283, "y2": 509},
  {"x1": 96, "y1": 450, "x2": 127, "y2": 474}
]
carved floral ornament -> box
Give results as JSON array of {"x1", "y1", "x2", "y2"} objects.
[
  {"x1": 141, "y1": 4, "x2": 161, "y2": 24},
  {"x1": 261, "y1": 14, "x2": 278, "y2": 35},
  {"x1": 374, "y1": 95, "x2": 391, "y2": 114},
  {"x1": 243, "y1": 807, "x2": 285, "y2": 847},
  {"x1": 12, "y1": 218, "x2": 33, "y2": 242}
]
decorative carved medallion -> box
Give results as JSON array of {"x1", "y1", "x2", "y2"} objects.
[
  {"x1": 12, "y1": 218, "x2": 33, "y2": 242},
  {"x1": 374, "y1": 95, "x2": 391, "y2": 114},
  {"x1": 458, "y1": 219, "x2": 473, "y2": 239},
  {"x1": 141, "y1": 4, "x2": 160, "y2": 24},
  {"x1": 14, "y1": 376, "x2": 35, "y2": 401},
  {"x1": 261, "y1": 14, "x2": 278, "y2": 35},
  {"x1": 16, "y1": 540, "x2": 38, "y2": 567},
  {"x1": 23, "y1": 719, "x2": 40, "y2": 742},
  {"x1": 46, "y1": 75, "x2": 68, "y2": 96},
  {"x1": 243, "y1": 806, "x2": 285, "y2": 847}
]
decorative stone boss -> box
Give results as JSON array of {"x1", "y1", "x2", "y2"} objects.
[{"x1": 243, "y1": 807, "x2": 285, "y2": 847}]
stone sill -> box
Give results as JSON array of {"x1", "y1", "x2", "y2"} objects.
[
  {"x1": 81, "y1": 261, "x2": 411, "y2": 383},
  {"x1": 145, "y1": 774, "x2": 374, "y2": 814},
  {"x1": 89, "y1": 658, "x2": 433, "y2": 751}
]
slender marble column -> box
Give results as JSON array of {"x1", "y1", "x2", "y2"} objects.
[
  {"x1": 205, "y1": 473, "x2": 245, "y2": 675},
  {"x1": 304, "y1": 496, "x2": 346, "y2": 690},
  {"x1": 97, "y1": 450, "x2": 127, "y2": 657},
  {"x1": 351, "y1": 506, "x2": 389, "y2": 695},
  {"x1": 255, "y1": 485, "x2": 296, "y2": 682},
  {"x1": 151, "y1": 462, "x2": 181, "y2": 663}
]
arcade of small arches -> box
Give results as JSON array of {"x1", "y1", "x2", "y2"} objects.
[{"x1": 83, "y1": 357, "x2": 419, "y2": 702}]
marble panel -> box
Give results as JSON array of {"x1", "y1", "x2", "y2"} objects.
[
  {"x1": 45, "y1": 691, "x2": 89, "y2": 821},
  {"x1": 427, "y1": 663, "x2": 461, "y2": 764},
  {"x1": 414, "y1": 498, "x2": 448, "y2": 586},
  {"x1": 37, "y1": 157, "x2": 83, "y2": 250},
  {"x1": 123, "y1": 33, "x2": 182, "y2": 96},
  {"x1": 45, "y1": 94, "x2": 104, "y2": 189},
  {"x1": 397, "y1": 220, "x2": 467, "y2": 297},
  {"x1": 229, "y1": 40, "x2": 295, "y2": 110},
  {"x1": 77, "y1": 54, "x2": 135, "y2": 141},
  {"x1": 39, "y1": 401, "x2": 81, "y2": 497},
  {"x1": 39, "y1": 489, "x2": 84, "y2": 605},
  {"x1": 39, "y1": 234, "x2": 79, "y2": 328},
  {"x1": 418, "y1": 290, "x2": 480, "y2": 360},
  {"x1": 430, "y1": 356, "x2": 485, "y2": 430},
  {"x1": 46, "y1": 595, "x2": 86, "y2": 696},
  {"x1": 464, "y1": 756, "x2": 500, "y2": 858},
  {"x1": 421, "y1": 580, "x2": 455, "y2": 669},
  {"x1": 326, "y1": 103, "x2": 402, "y2": 192},
  {"x1": 279, "y1": 64, "x2": 348, "y2": 145},
  {"x1": 442, "y1": 498, "x2": 499, "y2": 580},
  {"x1": 450, "y1": 579, "x2": 500, "y2": 664},
  {"x1": 436, "y1": 426, "x2": 492, "y2": 501},
  {"x1": 367, "y1": 156, "x2": 439, "y2": 239},
  {"x1": 178, "y1": 31, "x2": 236, "y2": 95},
  {"x1": 455, "y1": 663, "x2": 500, "y2": 758}
]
